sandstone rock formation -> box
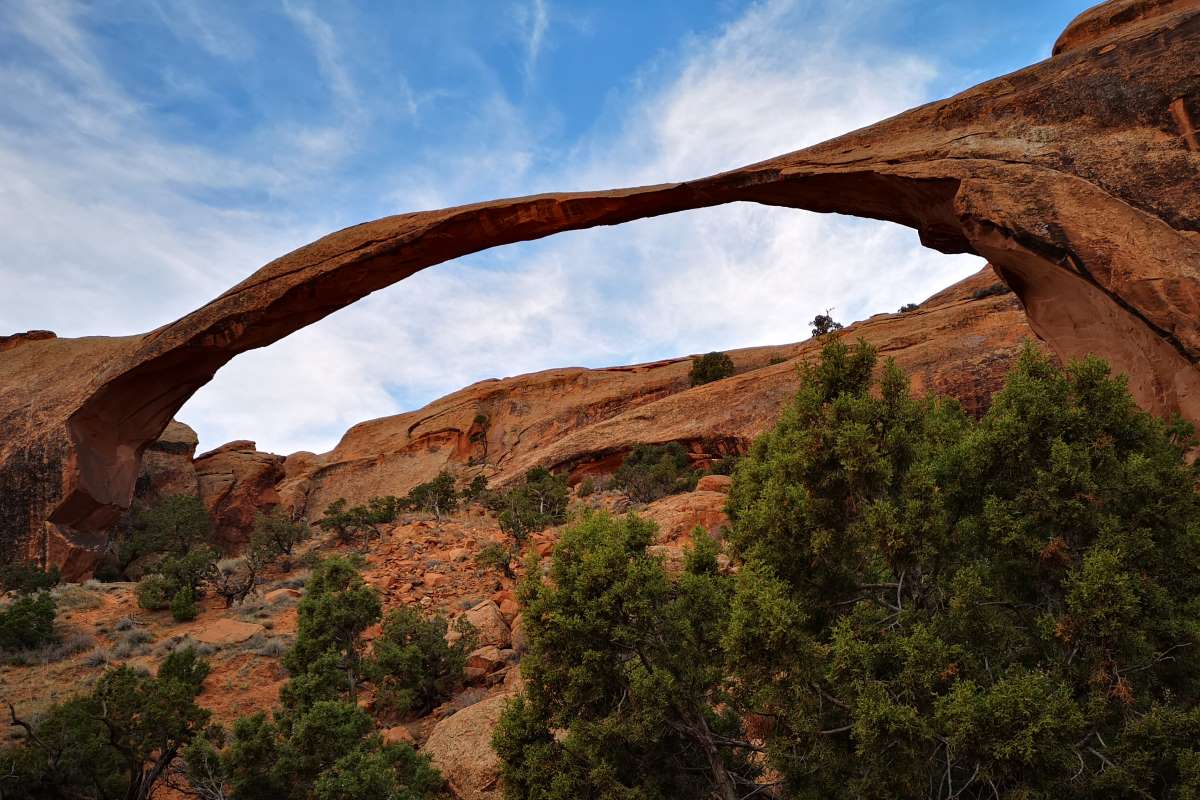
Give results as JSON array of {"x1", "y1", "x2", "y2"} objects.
[
  {"x1": 2, "y1": 0, "x2": 1197, "y2": 571},
  {"x1": 423, "y1": 693, "x2": 511, "y2": 800},
  {"x1": 193, "y1": 441, "x2": 285, "y2": 548},
  {"x1": 286, "y1": 268, "x2": 1036, "y2": 514},
  {"x1": 134, "y1": 420, "x2": 199, "y2": 502}
]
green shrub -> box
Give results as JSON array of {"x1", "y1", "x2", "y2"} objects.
[
  {"x1": 689, "y1": 351, "x2": 734, "y2": 386},
  {"x1": 136, "y1": 574, "x2": 173, "y2": 611},
  {"x1": 0, "y1": 562, "x2": 61, "y2": 594},
  {"x1": 0, "y1": 592, "x2": 57, "y2": 651},
  {"x1": 899, "y1": 302, "x2": 919, "y2": 312},
  {"x1": 971, "y1": 281, "x2": 1013, "y2": 300},
  {"x1": 171, "y1": 585, "x2": 199, "y2": 622},
  {"x1": 0, "y1": 648, "x2": 210, "y2": 799},
  {"x1": 723, "y1": 339, "x2": 1200, "y2": 797},
  {"x1": 494, "y1": 513, "x2": 754, "y2": 798},
  {"x1": 611, "y1": 442, "x2": 699, "y2": 502},
  {"x1": 125, "y1": 494, "x2": 213, "y2": 562},
  {"x1": 366, "y1": 607, "x2": 476, "y2": 718},
  {"x1": 251, "y1": 508, "x2": 311, "y2": 559},
  {"x1": 315, "y1": 495, "x2": 400, "y2": 549},
  {"x1": 493, "y1": 467, "x2": 569, "y2": 541},
  {"x1": 576, "y1": 476, "x2": 595, "y2": 497},
  {"x1": 158, "y1": 545, "x2": 220, "y2": 595},
  {"x1": 199, "y1": 701, "x2": 443, "y2": 800},
  {"x1": 401, "y1": 473, "x2": 459, "y2": 519}
]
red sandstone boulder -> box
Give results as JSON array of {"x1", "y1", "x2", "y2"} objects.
[
  {"x1": 423, "y1": 693, "x2": 511, "y2": 800},
  {"x1": 459, "y1": 600, "x2": 510, "y2": 648}
]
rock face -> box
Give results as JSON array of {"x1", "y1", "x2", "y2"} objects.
[
  {"x1": 193, "y1": 441, "x2": 285, "y2": 548},
  {"x1": 135, "y1": 420, "x2": 200, "y2": 502},
  {"x1": 1, "y1": 0, "x2": 1197, "y2": 570}
]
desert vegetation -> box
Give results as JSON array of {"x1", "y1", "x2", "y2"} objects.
[
  {"x1": 690, "y1": 351, "x2": 735, "y2": 386},
  {"x1": 495, "y1": 339, "x2": 1200, "y2": 799},
  {"x1": 611, "y1": 442, "x2": 700, "y2": 502}
]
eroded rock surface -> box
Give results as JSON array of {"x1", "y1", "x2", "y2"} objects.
[
  {"x1": 2, "y1": 0, "x2": 1197, "y2": 570},
  {"x1": 194, "y1": 441, "x2": 285, "y2": 548}
]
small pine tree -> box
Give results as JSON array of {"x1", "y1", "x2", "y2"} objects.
[
  {"x1": 493, "y1": 468, "x2": 569, "y2": 542},
  {"x1": 315, "y1": 496, "x2": 399, "y2": 550},
  {"x1": 689, "y1": 351, "x2": 735, "y2": 386},
  {"x1": 282, "y1": 556, "x2": 382, "y2": 707},
  {"x1": 402, "y1": 473, "x2": 458, "y2": 519},
  {"x1": 1, "y1": 648, "x2": 210, "y2": 800},
  {"x1": 475, "y1": 542, "x2": 517, "y2": 578},
  {"x1": 251, "y1": 507, "x2": 311, "y2": 559}
]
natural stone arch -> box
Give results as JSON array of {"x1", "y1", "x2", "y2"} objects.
[{"x1": 1, "y1": 0, "x2": 1198, "y2": 569}]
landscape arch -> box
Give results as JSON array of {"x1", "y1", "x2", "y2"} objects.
[{"x1": 0, "y1": 0, "x2": 1198, "y2": 569}]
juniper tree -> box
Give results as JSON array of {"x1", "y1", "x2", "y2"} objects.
[
  {"x1": 724, "y1": 340, "x2": 1200, "y2": 799},
  {"x1": 1, "y1": 648, "x2": 210, "y2": 800},
  {"x1": 493, "y1": 513, "x2": 759, "y2": 800},
  {"x1": 690, "y1": 351, "x2": 735, "y2": 386}
]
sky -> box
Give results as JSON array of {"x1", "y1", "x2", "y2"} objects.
[{"x1": 0, "y1": 0, "x2": 1086, "y2": 456}]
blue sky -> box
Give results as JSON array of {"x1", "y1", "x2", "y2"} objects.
[{"x1": 0, "y1": 0, "x2": 1084, "y2": 455}]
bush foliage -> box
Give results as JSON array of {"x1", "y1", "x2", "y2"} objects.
[
  {"x1": 0, "y1": 592, "x2": 57, "y2": 651},
  {"x1": 611, "y1": 442, "x2": 699, "y2": 503},
  {"x1": 689, "y1": 351, "x2": 735, "y2": 386},
  {"x1": 723, "y1": 339, "x2": 1200, "y2": 798},
  {"x1": 1, "y1": 648, "x2": 210, "y2": 800},
  {"x1": 494, "y1": 514, "x2": 756, "y2": 798},
  {"x1": 0, "y1": 562, "x2": 60, "y2": 595}
]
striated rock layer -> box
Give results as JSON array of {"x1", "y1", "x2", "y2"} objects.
[
  {"x1": 282, "y1": 268, "x2": 1035, "y2": 516},
  {"x1": 1, "y1": 0, "x2": 1197, "y2": 571}
]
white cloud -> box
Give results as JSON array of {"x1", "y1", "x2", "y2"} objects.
[
  {"x1": 0, "y1": 0, "x2": 983, "y2": 456},
  {"x1": 519, "y1": 0, "x2": 550, "y2": 81}
]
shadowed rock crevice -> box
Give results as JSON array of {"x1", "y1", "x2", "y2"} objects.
[{"x1": 2, "y1": 0, "x2": 1198, "y2": 571}]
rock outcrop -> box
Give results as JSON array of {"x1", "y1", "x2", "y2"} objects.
[
  {"x1": 134, "y1": 420, "x2": 200, "y2": 502},
  {"x1": 193, "y1": 441, "x2": 285, "y2": 548},
  {"x1": 423, "y1": 693, "x2": 511, "y2": 800},
  {"x1": 2, "y1": 0, "x2": 1197, "y2": 571}
]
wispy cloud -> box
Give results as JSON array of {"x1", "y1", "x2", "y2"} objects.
[{"x1": 519, "y1": 0, "x2": 550, "y2": 82}]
